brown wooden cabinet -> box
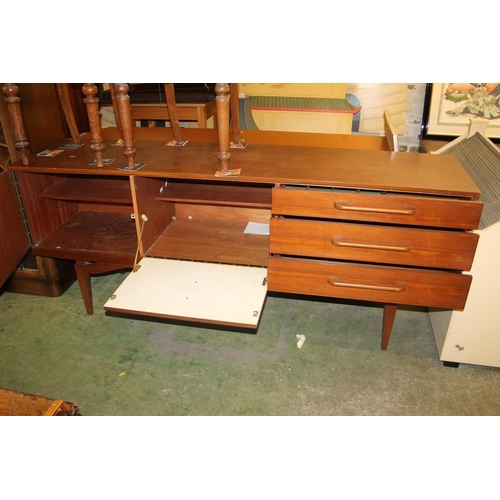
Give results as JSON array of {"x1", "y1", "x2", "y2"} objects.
[
  {"x1": 1, "y1": 83, "x2": 90, "y2": 296},
  {"x1": 0, "y1": 169, "x2": 29, "y2": 288},
  {"x1": 7, "y1": 126, "x2": 483, "y2": 348}
]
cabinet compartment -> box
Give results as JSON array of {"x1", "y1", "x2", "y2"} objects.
[
  {"x1": 102, "y1": 177, "x2": 273, "y2": 327},
  {"x1": 270, "y1": 218, "x2": 479, "y2": 271},
  {"x1": 267, "y1": 257, "x2": 472, "y2": 310},
  {"x1": 133, "y1": 177, "x2": 272, "y2": 267},
  {"x1": 15, "y1": 172, "x2": 137, "y2": 264},
  {"x1": 40, "y1": 176, "x2": 133, "y2": 205},
  {"x1": 272, "y1": 187, "x2": 483, "y2": 229},
  {"x1": 33, "y1": 211, "x2": 137, "y2": 263}
]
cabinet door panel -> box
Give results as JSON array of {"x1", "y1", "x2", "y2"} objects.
[
  {"x1": 104, "y1": 257, "x2": 268, "y2": 329},
  {"x1": 0, "y1": 170, "x2": 29, "y2": 287}
]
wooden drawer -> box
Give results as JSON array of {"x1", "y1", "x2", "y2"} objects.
[
  {"x1": 267, "y1": 257, "x2": 472, "y2": 310},
  {"x1": 272, "y1": 188, "x2": 483, "y2": 230},
  {"x1": 270, "y1": 218, "x2": 479, "y2": 271}
]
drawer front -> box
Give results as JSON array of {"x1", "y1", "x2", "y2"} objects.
[
  {"x1": 270, "y1": 219, "x2": 479, "y2": 271},
  {"x1": 267, "y1": 257, "x2": 472, "y2": 310},
  {"x1": 272, "y1": 188, "x2": 483, "y2": 230}
]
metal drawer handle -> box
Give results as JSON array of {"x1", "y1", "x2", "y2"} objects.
[
  {"x1": 331, "y1": 239, "x2": 413, "y2": 252},
  {"x1": 334, "y1": 202, "x2": 417, "y2": 215},
  {"x1": 327, "y1": 277, "x2": 407, "y2": 293}
]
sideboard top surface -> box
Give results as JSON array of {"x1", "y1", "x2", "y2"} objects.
[{"x1": 9, "y1": 129, "x2": 481, "y2": 198}]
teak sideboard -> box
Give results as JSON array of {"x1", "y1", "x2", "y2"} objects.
[{"x1": 4, "y1": 84, "x2": 483, "y2": 351}]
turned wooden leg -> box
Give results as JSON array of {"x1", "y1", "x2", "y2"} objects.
[
  {"x1": 164, "y1": 83, "x2": 182, "y2": 142},
  {"x1": 109, "y1": 83, "x2": 123, "y2": 136},
  {"x1": 2, "y1": 83, "x2": 30, "y2": 165},
  {"x1": 381, "y1": 304, "x2": 398, "y2": 350},
  {"x1": 215, "y1": 83, "x2": 231, "y2": 172},
  {"x1": 114, "y1": 84, "x2": 136, "y2": 169},
  {"x1": 82, "y1": 83, "x2": 105, "y2": 167},
  {"x1": 55, "y1": 83, "x2": 82, "y2": 145}
]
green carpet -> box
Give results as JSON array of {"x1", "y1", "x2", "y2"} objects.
[{"x1": 1, "y1": 272, "x2": 500, "y2": 416}]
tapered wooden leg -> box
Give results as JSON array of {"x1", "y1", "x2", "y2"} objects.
[
  {"x1": 75, "y1": 261, "x2": 133, "y2": 315},
  {"x1": 230, "y1": 83, "x2": 242, "y2": 146},
  {"x1": 75, "y1": 262, "x2": 94, "y2": 315},
  {"x1": 164, "y1": 83, "x2": 182, "y2": 142},
  {"x1": 381, "y1": 304, "x2": 398, "y2": 350},
  {"x1": 55, "y1": 83, "x2": 82, "y2": 145},
  {"x1": 109, "y1": 83, "x2": 123, "y2": 136}
]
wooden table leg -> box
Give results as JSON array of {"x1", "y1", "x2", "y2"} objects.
[
  {"x1": 75, "y1": 262, "x2": 94, "y2": 315},
  {"x1": 2, "y1": 83, "x2": 30, "y2": 165},
  {"x1": 82, "y1": 83, "x2": 105, "y2": 167},
  {"x1": 164, "y1": 83, "x2": 182, "y2": 142},
  {"x1": 215, "y1": 83, "x2": 230, "y2": 172},
  {"x1": 109, "y1": 83, "x2": 123, "y2": 136},
  {"x1": 114, "y1": 84, "x2": 136, "y2": 169},
  {"x1": 230, "y1": 83, "x2": 242, "y2": 146},
  {"x1": 197, "y1": 106, "x2": 206, "y2": 128},
  {"x1": 75, "y1": 261, "x2": 132, "y2": 315},
  {"x1": 381, "y1": 304, "x2": 398, "y2": 350},
  {"x1": 56, "y1": 83, "x2": 82, "y2": 146}
]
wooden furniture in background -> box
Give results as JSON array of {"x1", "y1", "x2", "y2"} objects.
[
  {"x1": 383, "y1": 109, "x2": 399, "y2": 152},
  {"x1": 127, "y1": 101, "x2": 216, "y2": 128},
  {"x1": 1, "y1": 83, "x2": 81, "y2": 296},
  {"x1": 239, "y1": 83, "x2": 358, "y2": 134},
  {"x1": 0, "y1": 169, "x2": 29, "y2": 288},
  {"x1": 0, "y1": 387, "x2": 79, "y2": 416},
  {"x1": 99, "y1": 83, "x2": 217, "y2": 129}
]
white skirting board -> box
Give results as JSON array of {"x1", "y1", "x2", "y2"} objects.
[{"x1": 104, "y1": 257, "x2": 268, "y2": 329}]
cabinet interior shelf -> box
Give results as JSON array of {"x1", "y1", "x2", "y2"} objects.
[
  {"x1": 41, "y1": 177, "x2": 133, "y2": 205},
  {"x1": 148, "y1": 218, "x2": 269, "y2": 267},
  {"x1": 156, "y1": 181, "x2": 272, "y2": 208},
  {"x1": 35, "y1": 211, "x2": 137, "y2": 263}
]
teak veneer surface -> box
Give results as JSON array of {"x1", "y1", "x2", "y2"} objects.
[
  {"x1": 32, "y1": 211, "x2": 137, "y2": 264},
  {"x1": 9, "y1": 128, "x2": 480, "y2": 199},
  {"x1": 157, "y1": 181, "x2": 272, "y2": 208},
  {"x1": 150, "y1": 218, "x2": 269, "y2": 267},
  {"x1": 101, "y1": 127, "x2": 392, "y2": 151},
  {"x1": 40, "y1": 176, "x2": 133, "y2": 204}
]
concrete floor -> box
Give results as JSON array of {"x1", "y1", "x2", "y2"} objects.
[{"x1": 1, "y1": 271, "x2": 500, "y2": 416}]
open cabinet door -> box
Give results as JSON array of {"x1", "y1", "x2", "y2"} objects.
[
  {"x1": 104, "y1": 257, "x2": 268, "y2": 329},
  {"x1": 0, "y1": 170, "x2": 29, "y2": 288}
]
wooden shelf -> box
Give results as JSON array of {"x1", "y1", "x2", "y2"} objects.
[
  {"x1": 34, "y1": 211, "x2": 137, "y2": 264},
  {"x1": 156, "y1": 181, "x2": 272, "y2": 208},
  {"x1": 41, "y1": 177, "x2": 133, "y2": 205},
  {"x1": 148, "y1": 218, "x2": 269, "y2": 267}
]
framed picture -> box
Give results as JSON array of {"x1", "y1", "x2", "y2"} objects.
[{"x1": 421, "y1": 83, "x2": 500, "y2": 142}]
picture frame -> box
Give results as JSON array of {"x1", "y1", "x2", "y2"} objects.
[{"x1": 421, "y1": 83, "x2": 500, "y2": 143}]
